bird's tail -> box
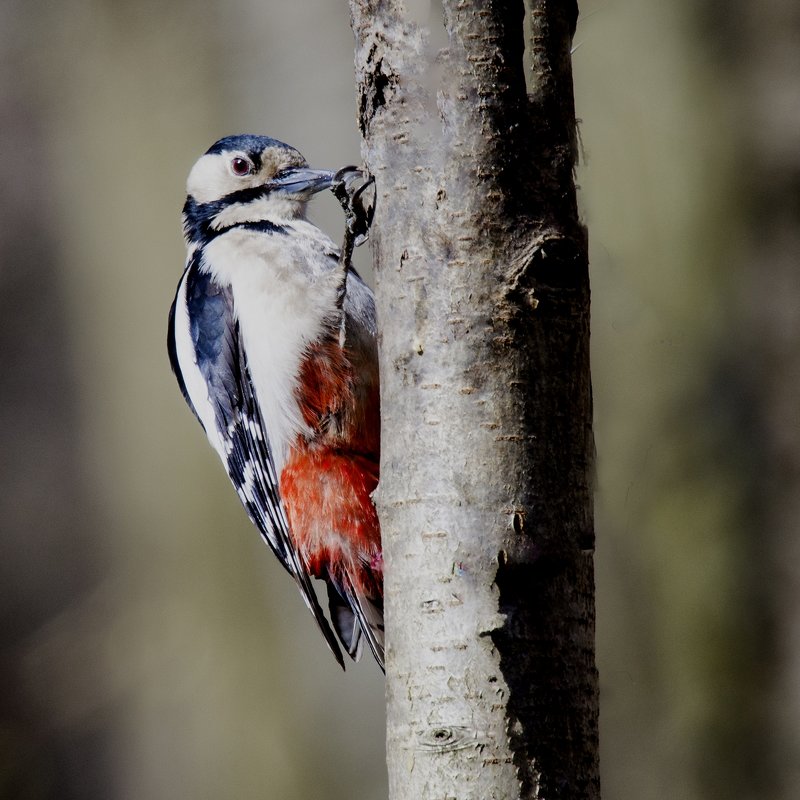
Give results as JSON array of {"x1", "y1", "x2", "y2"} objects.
[{"x1": 326, "y1": 576, "x2": 384, "y2": 672}]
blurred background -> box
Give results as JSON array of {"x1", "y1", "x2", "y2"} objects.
[{"x1": 1, "y1": 0, "x2": 797, "y2": 798}]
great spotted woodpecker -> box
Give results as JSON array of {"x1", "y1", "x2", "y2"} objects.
[{"x1": 167, "y1": 135, "x2": 383, "y2": 670}]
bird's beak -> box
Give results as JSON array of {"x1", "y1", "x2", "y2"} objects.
[{"x1": 271, "y1": 168, "x2": 335, "y2": 197}]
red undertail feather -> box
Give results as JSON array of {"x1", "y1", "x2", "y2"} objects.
[
  {"x1": 280, "y1": 336, "x2": 383, "y2": 666},
  {"x1": 280, "y1": 449, "x2": 381, "y2": 592}
]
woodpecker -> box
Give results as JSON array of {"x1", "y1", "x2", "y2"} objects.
[{"x1": 168, "y1": 135, "x2": 383, "y2": 670}]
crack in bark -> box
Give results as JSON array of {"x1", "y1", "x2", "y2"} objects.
[{"x1": 358, "y1": 43, "x2": 398, "y2": 137}]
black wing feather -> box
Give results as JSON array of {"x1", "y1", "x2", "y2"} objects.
[{"x1": 172, "y1": 258, "x2": 345, "y2": 667}]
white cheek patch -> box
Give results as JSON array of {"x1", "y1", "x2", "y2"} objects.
[
  {"x1": 210, "y1": 196, "x2": 302, "y2": 229},
  {"x1": 186, "y1": 154, "x2": 230, "y2": 203},
  {"x1": 186, "y1": 146, "x2": 308, "y2": 206},
  {"x1": 187, "y1": 152, "x2": 265, "y2": 204}
]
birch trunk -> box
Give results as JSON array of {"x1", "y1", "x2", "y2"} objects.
[{"x1": 349, "y1": 1, "x2": 599, "y2": 797}]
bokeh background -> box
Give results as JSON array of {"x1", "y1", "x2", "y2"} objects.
[{"x1": 2, "y1": 1, "x2": 798, "y2": 798}]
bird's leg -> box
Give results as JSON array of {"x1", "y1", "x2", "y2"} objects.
[{"x1": 330, "y1": 167, "x2": 375, "y2": 346}]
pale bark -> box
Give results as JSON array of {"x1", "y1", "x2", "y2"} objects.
[{"x1": 348, "y1": 1, "x2": 598, "y2": 798}]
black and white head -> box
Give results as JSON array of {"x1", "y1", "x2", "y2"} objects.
[{"x1": 183, "y1": 134, "x2": 333, "y2": 245}]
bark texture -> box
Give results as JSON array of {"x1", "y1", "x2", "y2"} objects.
[{"x1": 349, "y1": 1, "x2": 598, "y2": 798}]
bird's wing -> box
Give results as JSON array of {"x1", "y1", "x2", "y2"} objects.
[{"x1": 169, "y1": 256, "x2": 345, "y2": 667}]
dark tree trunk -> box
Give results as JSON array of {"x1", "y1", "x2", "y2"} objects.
[{"x1": 348, "y1": 1, "x2": 599, "y2": 797}]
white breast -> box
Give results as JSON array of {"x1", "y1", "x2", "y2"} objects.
[{"x1": 201, "y1": 225, "x2": 340, "y2": 469}]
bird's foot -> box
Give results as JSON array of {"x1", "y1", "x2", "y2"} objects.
[{"x1": 332, "y1": 167, "x2": 375, "y2": 248}]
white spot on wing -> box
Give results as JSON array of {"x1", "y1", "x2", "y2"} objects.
[{"x1": 240, "y1": 460, "x2": 257, "y2": 502}]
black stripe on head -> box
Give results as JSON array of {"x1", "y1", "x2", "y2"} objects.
[
  {"x1": 235, "y1": 220, "x2": 290, "y2": 236},
  {"x1": 182, "y1": 193, "x2": 289, "y2": 245}
]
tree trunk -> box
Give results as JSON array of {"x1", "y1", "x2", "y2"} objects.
[{"x1": 348, "y1": 2, "x2": 598, "y2": 798}]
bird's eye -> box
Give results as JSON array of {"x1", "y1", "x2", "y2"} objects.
[{"x1": 231, "y1": 157, "x2": 253, "y2": 176}]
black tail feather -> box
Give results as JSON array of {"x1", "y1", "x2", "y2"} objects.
[
  {"x1": 327, "y1": 582, "x2": 363, "y2": 660},
  {"x1": 326, "y1": 575, "x2": 385, "y2": 672}
]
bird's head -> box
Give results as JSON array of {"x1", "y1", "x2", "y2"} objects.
[{"x1": 183, "y1": 135, "x2": 334, "y2": 243}]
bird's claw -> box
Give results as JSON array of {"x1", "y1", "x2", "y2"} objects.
[{"x1": 332, "y1": 166, "x2": 375, "y2": 247}]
